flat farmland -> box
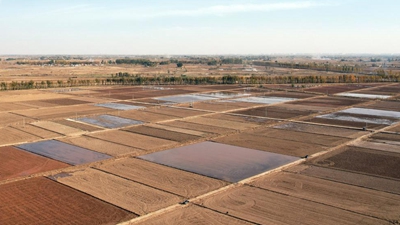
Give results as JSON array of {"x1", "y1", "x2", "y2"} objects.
[
  {"x1": 274, "y1": 122, "x2": 367, "y2": 138},
  {"x1": 31, "y1": 121, "x2": 85, "y2": 136},
  {"x1": 184, "y1": 117, "x2": 258, "y2": 130},
  {"x1": 53, "y1": 119, "x2": 103, "y2": 132},
  {"x1": 198, "y1": 185, "x2": 382, "y2": 225},
  {"x1": 39, "y1": 98, "x2": 92, "y2": 106},
  {"x1": 307, "y1": 117, "x2": 387, "y2": 129},
  {"x1": 205, "y1": 113, "x2": 275, "y2": 125},
  {"x1": 289, "y1": 96, "x2": 366, "y2": 108},
  {"x1": 264, "y1": 91, "x2": 317, "y2": 99},
  {"x1": 52, "y1": 168, "x2": 182, "y2": 215},
  {"x1": 144, "y1": 106, "x2": 209, "y2": 118},
  {"x1": 134, "y1": 205, "x2": 250, "y2": 225},
  {"x1": 124, "y1": 125, "x2": 202, "y2": 143},
  {"x1": 215, "y1": 132, "x2": 327, "y2": 157},
  {"x1": 352, "y1": 141, "x2": 400, "y2": 154},
  {"x1": 0, "y1": 102, "x2": 35, "y2": 111},
  {"x1": 362, "y1": 101, "x2": 400, "y2": 111},
  {"x1": 311, "y1": 146, "x2": 400, "y2": 179},
  {"x1": 10, "y1": 124, "x2": 61, "y2": 139},
  {"x1": 145, "y1": 123, "x2": 209, "y2": 137},
  {"x1": 60, "y1": 135, "x2": 144, "y2": 156},
  {"x1": 0, "y1": 177, "x2": 135, "y2": 224},
  {"x1": 388, "y1": 123, "x2": 400, "y2": 132},
  {"x1": 14, "y1": 105, "x2": 113, "y2": 120},
  {"x1": 233, "y1": 105, "x2": 316, "y2": 119},
  {"x1": 251, "y1": 171, "x2": 400, "y2": 220},
  {"x1": 162, "y1": 120, "x2": 236, "y2": 135},
  {"x1": 0, "y1": 127, "x2": 40, "y2": 146},
  {"x1": 304, "y1": 84, "x2": 376, "y2": 94},
  {"x1": 118, "y1": 110, "x2": 180, "y2": 122},
  {"x1": 300, "y1": 165, "x2": 400, "y2": 195},
  {"x1": 0, "y1": 92, "x2": 73, "y2": 103},
  {"x1": 0, "y1": 146, "x2": 68, "y2": 181},
  {"x1": 182, "y1": 101, "x2": 259, "y2": 112},
  {"x1": 98, "y1": 158, "x2": 228, "y2": 198},
  {"x1": 0, "y1": 112, "x2": 32, "y2": 126},
  {"x1": 370, "y1": 132, "x2": 400, "y2": 143},
  {"x1": 88, "y1": 130, "x2": 178, "y2": 150}
]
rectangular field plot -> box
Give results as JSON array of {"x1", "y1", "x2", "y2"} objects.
[
  {"x1": 304, "y1": 84, "x2": 376, "y2": 94},
  {"x1": 263, "y1": 91, "x2": 317, "y2": 99},
  {"x1": 353, "y1": 141, "x2": 400, "y2": 154},
  {"x1": 233, "y1": 105, "x2": 316, "y2": 119},
  {"x1": 199, "y1": 185, "x2": 382, "y2": 225},
  {"x1": 118, "y1": 110, "x2": 180, "y2": 122},
  {"x1": 17, "y1": 140, "x2": 112, "y2": 165},
  {"x1": 39, "y1": 98, "x2": 92, "y2": 106},
  {"x1": 363, "y1": 100, "x2": 400, "y2": 111},
  {"x1": 336, "y1": 92, "x2": 391, "y2": 99},
  {"x1": 124, "y1": 125, "x2": 202, "y2": 143},
  {"x1": 154, "y1": 94, "x2": 218, "y2": 103},
  {"x1": 135, "y1": 205, "x2": 249, "y2": 225},
  {"x1": 0, "y1": 177, "x2": 135, "y2": 225},
  {"x1": 51, "y1": 168, "x2": 182, "y2": 215},
  {"x1": 0, "y1": 102, "x2": 34, "y2": 111},
  {"x1": 88, "y1": 130, "x2": 177, "y2": 150},
  {"x1": 0, "y1": 127, "x2": 40, "y2": 146},
  {"x1": 162, "y1": 120, "x2": 236, "y2": 135},
  {"x1": 183, "y1": 117, "x2": 258, "y2": 130},
  {"x1": 205, "y1": 113, "x2": 275, "y2": 126},
  {"x1": 274, "y1": 122, "x2": 367, "y2": 138},
  {"x1": 143, "y1": 106, "x2": 209, "y2": 118},
  {"x1": 53, "y1": 119, "x2": 103, "y2": 132},
  {"x1": 10, "y1": 124, "x2": 61, "y2": 139},
  {"x1": 370, "y1": 132, "x2": 400, "y2": 143},
  {"x1": 301, "y1": 165, "x2": 400, "y2": 195},
  {"x1": 75, "y1": 114, "x2": 144, "y2": 128},
  {"x1": 231, "y1": 96, "x2": 297, "y2": 104},
  {"x1": 198, "y1": 91, "x2": 250, "y2": 98},
  {"x1": 139, "y1": 141, "x2": 298, "y2": 182},
  {"x1": 179, "y1": 100, "x2": 258, "y2": 112},
  {"x1": 310, "y1": 146, "x2": 400, "y2": 179},
  {"x1": 316, "y1": 111, "x2": 399, "y2": 126},
  {"x1": 251, "y1": 172, "x2": 400, "y2": 221},
  {"x1": 146, "y1": 123, "x2": 208, "y2": 136},
  {"x1": 98, "y1": 158, "x2": 228, "y2": 198},
  {"x1": 0, "y1": 112, "x2": 32, "y2": 127},
  {"x1": 289, "y1": 96, "x2": 366, "y2": 108},
  {"x1": 215, "y1": 132, "x2": 327, "y2": 157},
  {"x1": 31, "y1": 121, "x2": 85, "y2": 136},
  {"x1": 15, "y1": 105, "x2": 113, "y2": 120},
  {"x1": 60, "y1": 136, "x2": 144, "y2": 156},
  {"x1": 95, "y1": 102, "x2": 145, "y2": 110},
  {"x1": 0, "y1": 146, "x2": 68, "y2": 181}
]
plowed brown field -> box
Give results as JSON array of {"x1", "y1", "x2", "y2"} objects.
[
  {"x1": 98, "y1": 158, "x2": 228, "y2": 198},
  {"x1": 162, "y1": 120, "x2": 235, "y2": 134},
  {"x1": 0, "y1": 177, "x2": 136, "y2": 224},
  {"x1": 52, "y1": 168, "x2": 182, "y2": 215},
  {"x1": 124, "y1": 125, "x2": 201, "y2": 142},
  {"x1": 0, "y1": 146, "x2": 68, "y2": 181}
]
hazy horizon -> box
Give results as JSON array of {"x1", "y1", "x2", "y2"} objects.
[{"x1": 1, "y1": 0, "x2": 399, "y2": 55}]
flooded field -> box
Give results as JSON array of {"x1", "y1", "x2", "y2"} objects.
[
  {"x1": 95, "y1": 102, "x2": 145, "y2": 110},
  {"x1": 336, "y1": 92, "x2": 391, "y2": 99},
  {"x1": 139, "y1": 141, "x2": 298, "y2": 182},
  {"x1": 75, "y1": 114, "x2": 144, "y2": 128},
  {"x1": 232, "y1": 96, "x2": 297, "y2": 104}
]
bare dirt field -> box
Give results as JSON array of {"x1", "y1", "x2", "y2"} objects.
[
  {"x1": 264, "y1": 91, "x2": 317, "y2": 99},
  {"x1": 362, "y1": 100, "x2": 400, "y2": 111},
  {"x1": 205, "y1": 113, "x2": 276, "y2": 126},
  {"x1": 10, "y1": 124, "x2": 61, "y2": 139},
  {"x1": 133, "y1": 205, "x2": 250, "y2": 225},
  {"x1": 307, "y1": 117, "x2": 387, "y2": 129},
  {"x1": 215, "y1": 132, "x2": 326, "y2": 157},
  {"x1": 304, "y1": 84, "x2": 378, "y2": 94},
  {"x1": 123, "y1": 125, "x2": 202, "y2": 143},
  {"x1": 53, "y1": 119, "x2": 103, "y2": 132},
  {"x1": 370, "y1": 132, "x2": 400, "y2": 142},
  {"x1": 310, "y1": 146, "x2": 400, "y2": 179},
  {"x1": 0, "y1": 102, "x2": 35, "y2": 111},
  {"x1": 98, "y1": 157, "x2": 228, "y2": 198},
  {"x1": 52, "y1": 168, "x2": 182, "y2": 215},
  {"x1": 144, "y1": 106, "x2": 209, "y2": 118},
  {"x1": 118, "y1": 110, "x2": 180, "y2": 122},
  {"x1": 299, "y1": 165, "x2": 400, "y2": 195},
  {"x1": 184, "y1": 117, "x2": 258, "y2": 130},
  {"x1": 289, "y1": 96, "x2": 366, "y2": 108},
  {"x1": 0, "y1": 127, "x2": 40, "y2": 146},
  {"x1": 145, "y1": 123, "x2": 209, "y2": 137},
  {"x1": 0, "y1": 146, "x2": 68, "y2": 181},
  {"x1": 31, "y1": 121, "x2": 85, "y2": 136},
  {"x1": 162, "y1": 120, "x2": 236, "y2": 135},
  {"x1": 251, "y1": 171, "x2": 400, "y2": 221},
  {"x1": 39, "y1": 98, "x2": 92, "y2": 106},
  {"x1": 388, "y1": 124, "x2": 400, "y2": 132},
  {"x1": 60, "y1": 135, "x2": 145, "y2": 156},
  {"x1": 352, "y1": 141, "x2": 400, "y2": 154},
  {"x1": 250, "y1": 127, "x2": 351, "y2": 147},
  {"x1": 198, "y1": 185, "x2": 382, "y2": 225},
  {"x1": 0, "y1": 112, "x2": 32, "y2": 127},
  {"x1": 14, "y1": 105, "x2": 113, "y2": 120},
  {"x1": 180, "y1": 101, "x2": 259, "y2": 112},
  {"x1": 273, "y1": 122, "x2": 367, "y2": 138},
  {"x1": 0, "y1": 177, "x2": 136, "y2": 224},
  {"x1": 88, "y1": 130, "x2": 178, "y2": 150},
  {"x1": 233, "y1": 105, "x2": 316, "y2": 119}
]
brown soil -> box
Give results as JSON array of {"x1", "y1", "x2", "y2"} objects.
[
  {"x1": 273, "y1": 122, "x2": 367, "y2": 138},
  {"x1": 353, "y1": 141, "x2": 400, "y2": 154},
  {"x1": 98, "y1": 158, "x2": 228, "y2": 198},
  {"x1": 206, "y1": 113, "x2": 275, "y2": 125},
  {"x1": 181, "y1": 101, "x2": 258, "y2": 112},
  {"x1": 289, "y1": 96, "x2": 366, "y2": 108},
  {"x1": 11, "y1": 124, "x2": 61, "y2": 139},
  {"x1": 52, "y1": 168, "x2": 182, "y2": 215},
  {"x1": 53, "y1": 119, "x2": 103, "y2": 132},
  {"x1": 134, "y1": 205, "x2": 250, "y2": 225},
  {"x1": 0, "y1": 102, "x2": 34, "y2": 112},
  {"x1": 304, "y1": 84, "x2": 375, "y2": 94},
  {"x1": 0, "y1": 92, "x2": 72, "y2": 103},
  {"x1": 251, "y1": 128, "x2": 351, "y2": 147},
  {"x1": 184, "y1": 117, "x2": 258, "y2": 130},
  {"x1": 251, "y1": 171, "x2": 400, "y2": 220},
  {"x1": 0, "y1": 146, "x2": 68, "y2": 181},
  {"x1": 371, "y1": 132, "x2": 400, "y2": 142},
  {"x1": 31, "y1": 121, "x2": 85, "y2": 136},
  {"x1": 300, "y1": 165, "x2": 400, "y2": 195},
  {"x1": 362, "y1": 101, "x2": 400, "y2": 111},
  {"x1": 40, "y1": 98, "x2": 91, "y2": 106},
  {"x1": 60, "y1": 136, "x2": 144, "y2": 156},
  {"x1": 144, "y1": 106, "x2": 209, "y2": 118},
  {"x1": 388, "y1": 124, "x2": 400, "y2": 133},
  {"x1": 162, "y1": 120, "x2": 236, "y2": 135},
  {"x1": 307, "y1": 117, "x2": 386, "y2": 129},
  {"x1": 15, "y1": 105, "x2": 113, "y2": 120},
  {"x1": 0, "y1": 177, "x2": 136, "y2": 224},
  {"x1": 145, "y1": 123, "x2": 208, "y2": 137},
  {"x1": 198, "y1": 185, "x2": 382, "y2": 225},
  {"x1": 234, "y1": 106, "x2": 315, "y2": 119},
  {"x1": 118, "y1": 110, "x2": 180, "y2": 122},
  {"x1": 0, "y1": 127, "x2": 39, "y2": 146},
  {"x1": 124, "y1": 125, "x2": 202, "y2": 143},
  {"x1": 0, "y1": 112, "x2": 32, "y2": 126},
  {"x1": 311, "y1": 146, "x2": 400, "y2": 179},
  {"x1": 88, "y1": 130, "x2": 177, "y2": 150},
  {"x1": 215, "y1": 132, "x2": 327, "y2": 157},
  {"x1": 264, "y1": 91, "x2": 317, "y2": 99}
]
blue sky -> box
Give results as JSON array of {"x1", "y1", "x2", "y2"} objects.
[{"x1": 0, "y1": 0, "x2": 399, "y2": 54}]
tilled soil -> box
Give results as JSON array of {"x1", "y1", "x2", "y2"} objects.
[
  {"x1": 124, "y1": 125, "x2": 202, "y2": 143},
  {"x1": 118, "y1": 110, "x2": 180, "y2": 122},
  {"x1": 251, "y1": 171, "x2": 400, "y2": 221},
  {"x1": 184, "y1": 117, "x2": 257, "y2": 130},
  {"x1": 53, "y1": 119, "x2": 103, "y2": 132},
  {"x1": 0, "y1": 146, "x2": 68, "y2": 181},
  {"x1": 98, "y1": 158, "x2": 228, "y2": 198},
  {"x1": 163, "y1": 120, "x2": 236, "y2": 135},
  {"x1": 308, "y1": 117, "x2": 386, "y2": 129},
  {"x1": 0, "y1": 127, "x2": 39, "y2": 146},
  {"x1": 0, "y1": 177, "x2": 136, "y2": 225},
  {"x1": 233, "y1": 106, "x2": 316, "y2": 119},
  {"x1": 198, "y1": 185, "x2": 382, "y2": 225},
  {"x1": 31, "y1": 121, "x2": 85, "y2": 136}
]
